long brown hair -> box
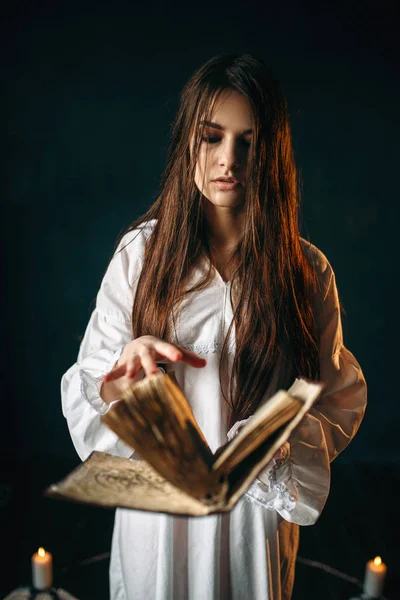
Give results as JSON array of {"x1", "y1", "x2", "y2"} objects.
[{"x1": 116, "y1": 53, "x2": 321, "y2": 426}]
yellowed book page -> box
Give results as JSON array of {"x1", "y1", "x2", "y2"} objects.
[
  {"x1": 223, "y1": 378, "x2": 325, "y2": 509},
  {"x1": 213, "y1": 391, "x2": 301, "y2": 473},
  {"x1": 46, "y1": 452, "x2": 223, "y2": 517},
  {"x1": 101, "y1": 373, "x2": 222, "y2": 502},
  {"x1": 213, "y1": 379, "x2": 324, "y2": 474}
]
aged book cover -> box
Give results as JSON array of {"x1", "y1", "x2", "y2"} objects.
[{"x1": 47, "y1": 374, "x2": 323, "y2": 516}]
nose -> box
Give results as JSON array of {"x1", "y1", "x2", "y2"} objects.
[{"x1": 218, "y1": 138, "x2": 242, "y2": 170}]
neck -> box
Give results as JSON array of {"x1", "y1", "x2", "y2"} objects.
[{"x1": 203, "y1": 199, "x2": 245, "y2": 251}]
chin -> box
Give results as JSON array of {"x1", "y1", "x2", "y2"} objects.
[{"x1": 203, "y1": 191, "x2": 245, "y2": 209}]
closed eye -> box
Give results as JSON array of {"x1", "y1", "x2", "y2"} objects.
[
  {"x1": 201, "y1": 135, "x2": 251, "y2": 148},
  {"x1": 201, "y1": 135, "x2": 220, "y2": 144}
]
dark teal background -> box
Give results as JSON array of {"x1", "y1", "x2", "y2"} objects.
[
  {"x1": 2, "y1": 0, "x2": 398, "y2": 466},
  {"x1": 1, "y1": 3, "x2": 399, "y2": 598}
]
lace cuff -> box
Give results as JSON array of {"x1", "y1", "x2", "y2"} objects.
[
  {"x1": 80, "y1": 355, "x2": 167, "y2": 416},
  {"x1": 79, "y1": 347, "x2": 124, "y2": 415},
  {"x1": 245, "y1": 447, "x2": 296, "y2": 513},
  {"x1": 226, "y1": 416, "x2": 253, "y2": 440},
  {"x1": 227, "y1": 418, "x2": 295, "y2": 512},
  {"x1": 245, "y1": 477, "x2": 297, "y2": 513}
]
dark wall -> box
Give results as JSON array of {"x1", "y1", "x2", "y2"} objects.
[{"x1": 2, "y1": 0, "x2": 399, "y2": 464}]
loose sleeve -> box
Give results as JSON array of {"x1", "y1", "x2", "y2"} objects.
[
  {"x1": 61, "y1": 226, "x2": 151, "y2": 462},
  {"x1": 245, "y1": 252, "x2": 367, "y2": 525}
]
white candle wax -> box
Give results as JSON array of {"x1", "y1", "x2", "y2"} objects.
[
  {"x1": 32, "y1": 547, "x2": 53, "y2": 590},
  {"x1": 363, "y1": 556, "x2": 387, "y2": 597}
]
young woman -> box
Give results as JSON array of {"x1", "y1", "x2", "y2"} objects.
[{"x1": 61, "y1": 53, "x2": 367, "y2": 600}]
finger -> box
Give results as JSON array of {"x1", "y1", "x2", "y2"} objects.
[
  {"x1": 140, "y1": 348, "x2": 159, "y2": 378},
  {"x1": 153, "y1": 341, "x2": 183, "y2": 363},
  {"x1": 103, "y1": 364, "x2": 126, "y2": 382},
  {"x1": 178, "y1": 348, "x2": 207, "y2": 368},
  {"x1": 154, "y1": 341, "x2": 206, "y2": 368},
  {"x1": 126, "y1": 355, "x2": 141, "y2": 378}
]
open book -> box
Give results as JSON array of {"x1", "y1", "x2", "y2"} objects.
[{"x1": 47, "y1": 373, "x2": 323, "y2": 516}]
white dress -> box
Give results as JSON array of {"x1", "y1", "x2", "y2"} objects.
[{"x1": 61, "y1": 220, "x2": 367, "y2": 600}]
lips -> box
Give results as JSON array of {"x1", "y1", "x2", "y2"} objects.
[
  {"x1": 213, "y1": 179, "x2": 241, "y2": 191},
  {"x1": 214, "y1": 177, "x2": 239, "y2": 184}
]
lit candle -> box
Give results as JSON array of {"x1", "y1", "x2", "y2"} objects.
[
  {"x1": 363, "y1": 556, "x2": 387, "y2": 598},
  {"x1": 31, "y1": 547, "x2": 53, "y2": 590}
]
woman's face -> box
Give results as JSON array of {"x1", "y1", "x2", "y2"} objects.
[{"x1": 192, "y1": 89, "x2": 254, "y2": 208}]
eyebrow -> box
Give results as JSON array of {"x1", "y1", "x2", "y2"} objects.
[{"x1": 200, "y1": 120, "x2": 253, "y2": 135}]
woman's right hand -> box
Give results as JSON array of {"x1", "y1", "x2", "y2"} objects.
[{"x1": 100, "y1": 335, "x2": 207, "y2": 404}]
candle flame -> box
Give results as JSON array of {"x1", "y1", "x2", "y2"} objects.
[
  {"x1": 38, "y1": 547, "x2": 45, "y2": 557},
  {"x1": 374, "y1": 556, "x2": 382, "y2": 566}
]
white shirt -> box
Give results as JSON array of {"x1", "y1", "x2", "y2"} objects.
[{"x1": 61, "y1": 220, "x2": 367, "y2": 600}]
